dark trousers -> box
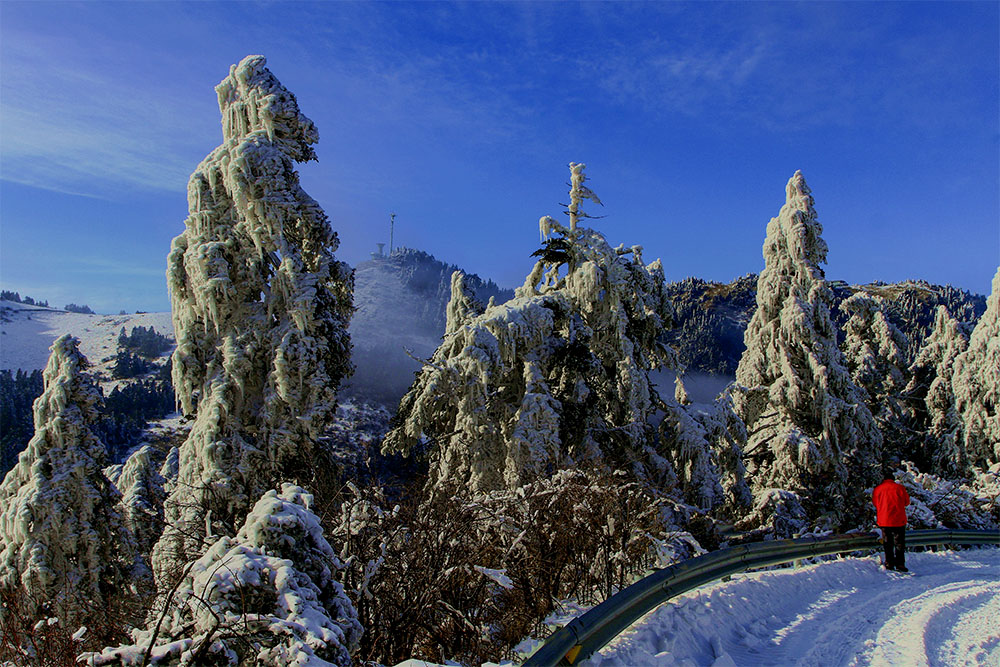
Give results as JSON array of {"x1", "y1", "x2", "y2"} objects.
[{"x1": 881, "y1": 526, "x2": 906, "y2": 569}]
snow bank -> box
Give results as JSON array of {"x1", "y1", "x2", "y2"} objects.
[{"x1": 592, "y1": 548, "x2": 1000, "y2": 666}]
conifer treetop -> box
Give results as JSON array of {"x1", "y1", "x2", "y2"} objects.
[
  {"x1": 216, "y1": 54, "x2": 318, "y2": 159},
  {"x1": 0, "y1": 335, "x2": 130, "y2": 623}
]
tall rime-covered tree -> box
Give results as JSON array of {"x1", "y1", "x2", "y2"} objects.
[
  {"x1": 384, "y1": 164, "x2": 677, "y2": 494},
  {"x1": 733, "y1": 171, "x2": 881, "y2": 525},
  {"x1": 153, "y1": 55, "x2": 353, "y2": 578},
  {"x1": 112, "y1": 445, "x2": 168, "y2": 571},
  {"x1": 903, "y1": 305, "x2": 968, "y2": 474},
  {"x1": 952, "y1": 266, "x2": 1000, "y2": 469},
  {"x1": 0, "y1": 335, "x2": 130, "y2": 622}
]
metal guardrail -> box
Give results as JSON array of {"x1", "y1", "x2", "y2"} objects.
[{"x1": 523, "y1": 528, "x2": 999, "y2": 666}]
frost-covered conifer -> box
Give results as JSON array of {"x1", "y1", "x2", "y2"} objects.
[
  {"x1": 904, "y1": 305, "x2": 968, "y2": 474},
  {"x1": 384, "y1": 164, "x2": 676, "y2": 493},
  {"x1": 733, "y1": 171, "x2": 881, "y2": 524},
  {"x1": 841, "y1": 293, "x2": 908, "y2": 403},
  {"x1": 445, "y1": 270, "x2": 483, "y2": 335},
  {"x1": 90, "y1": 485, "x2": 361, "y2": 666},
  {"x1": 658, "y1": 389, "x2": 750, "y2": 512},
  {"x1": 0, "y1": 335, "x2": 130, "y2": 622},
  {"x1": 953, "y1": 267, "x2": 1000, "y2": 468},
  {"x1": 154, "y1": 56, "x2": 352, "y2": 576},
  {"x1": 115, "y1": 445, "x2": 168, "y2": 565},
  {"x1": 840, "y1": 293, "x2": 909, "y2": 451}
]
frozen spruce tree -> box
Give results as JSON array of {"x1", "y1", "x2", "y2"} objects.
[
  {"x1": 114, "y1": 445, "x2": 168, "y2": 569},
  {"x1": 657, "y1": 386, "x2": 751, "y2": 512},
  {"x1": 154, "y1": 55, "x2": 353, "y2": 578},
  {"x1": 952, "y1": 267, "x2": 1000, "y2": 469},
  {"x1": 384, "y1": 164, "x2": 677, "y2": 493},
  {"x1": 903, "y1": 305, "x2": 968, "y2": 474},
  {"x1": 0, "y1": 335, "x2": 130, "y2": 622},
  {"x1": 733, "y1": 171, "x2": 881, "y2": 527},
  {"x1": 90, "y1": 485, "x2": 361, "y2": 666},
  {"x1": 840, "y1": 293, "x2": 909, "y2": 450}
]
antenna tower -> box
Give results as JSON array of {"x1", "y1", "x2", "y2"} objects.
[{"x1": 390, "y1": 212, "x2": 396, "y2": 255}]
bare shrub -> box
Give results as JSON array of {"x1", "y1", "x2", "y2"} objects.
[
  {"x1": 327, "y1": 465, "x2": 703, "y2": 665},
  {"x1": 0, "y1": 585, "x2": 143, "y2": 667}
]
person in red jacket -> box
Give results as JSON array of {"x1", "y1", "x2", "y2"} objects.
[{"x1": 873, "y1": 467, "x2": 911, "y2": 572}]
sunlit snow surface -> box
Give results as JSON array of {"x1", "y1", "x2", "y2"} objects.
[
  {"x1": 589, "y1": 548, "x2": 999, "y2": 667},
  {"x1": 0, "y1": 300, "x2": 173, "y2": 376}
]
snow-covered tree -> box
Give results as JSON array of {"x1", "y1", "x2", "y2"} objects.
[
  {"x1": 840, "y1": 292, "x2": 909, "y2": 452},
  {"x1": 384, "y1": 164, "x2": 677, "y2": 493},
  {"x1": 154, "y1": 55, "x2": 353, "y2": 577},
  {"x1": 114, "y1": 445, "x2": 168, "y2": 566},
  {"x1": 903, "y1": 305, "x2": 968, "y2": 475},
  {"x1": 733, "y1": 171, "x2": 881, "y2": 525},
  {"x1": 90, "y1": 484, "x2": 361, "y2": 666},
  {"x1": 889, "y1": 461, "x2": 998, "y2": 530},
  {"x1": 952, "y1": 266, "x2": 1000, "y2": 469},
  {"x1": 0, "y1": 335, "x2": 130, "y2": 623},
  {"x1": 657, "y1": 387, "x2": 750, "y2": 513},
  {"x1": 841, "y1": 292, "x2": 908, "y2": 403}
]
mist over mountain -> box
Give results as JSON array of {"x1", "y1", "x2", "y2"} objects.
[{"x1": 344, "y1": 247, "x2": 514, "y2": 405}]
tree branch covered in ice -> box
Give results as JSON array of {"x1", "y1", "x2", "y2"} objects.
[
  {"x1": 154, "y1": 55, "x2": 353, "y2": 576},
  {"x1": 0, "y1": 335, "x2": 131, "y2": 624},
  {"x1": 840, "y1": 293, "x2": 909, "y2": 452},
  {"x1": 733, "y1": 171, "x2": 881, "y2": 529},
  {"x1": 903, "y1": 305, "x2": 968, "y2": 475}
]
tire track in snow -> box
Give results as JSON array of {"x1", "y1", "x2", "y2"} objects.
[{"x1": 859, "y1": 579, "x2": 1000, "y2": 667}]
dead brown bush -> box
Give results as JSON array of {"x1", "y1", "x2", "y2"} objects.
[
  {"x1": 327, "y1": 465, "x2": 701, "y2": 665},
  {"x1": 0, "y1": 585, "x2": 144, "y2": 667}
]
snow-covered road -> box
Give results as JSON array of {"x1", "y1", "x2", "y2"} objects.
[{"x1": 590, "y1": 548, "x2": 999, "y2": 667}]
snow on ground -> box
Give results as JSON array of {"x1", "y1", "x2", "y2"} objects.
[
  {"x1": 590, "y1": 548, "x2": 1000, "y2": 667},
  {"x1": 0, "y1": 300, "x2": 173, "y2": 375}
]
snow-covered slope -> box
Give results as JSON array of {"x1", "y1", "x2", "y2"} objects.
[
  {"x1": 0, "y1": 300, "x2": 173, "y2": 378},
  {"x1": 590, "y1": 548, "x2": 999, "y2": 666}
]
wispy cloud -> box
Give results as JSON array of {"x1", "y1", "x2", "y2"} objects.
[{"x1": 1, "y1": 35, "x2": 216, "y2": 198}]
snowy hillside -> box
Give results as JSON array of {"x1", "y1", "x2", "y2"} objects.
[{"x1": 0, "y1": 300, "x2": 174, "y2": 380}]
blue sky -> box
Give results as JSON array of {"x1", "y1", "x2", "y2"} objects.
[{"x1": 1, "y1": 1, "x2": 997, "y2": 313}]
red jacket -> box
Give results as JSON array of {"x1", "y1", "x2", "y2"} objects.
[{"x1": 873, "y1": 480, "x2": 910, "y2": 527}]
